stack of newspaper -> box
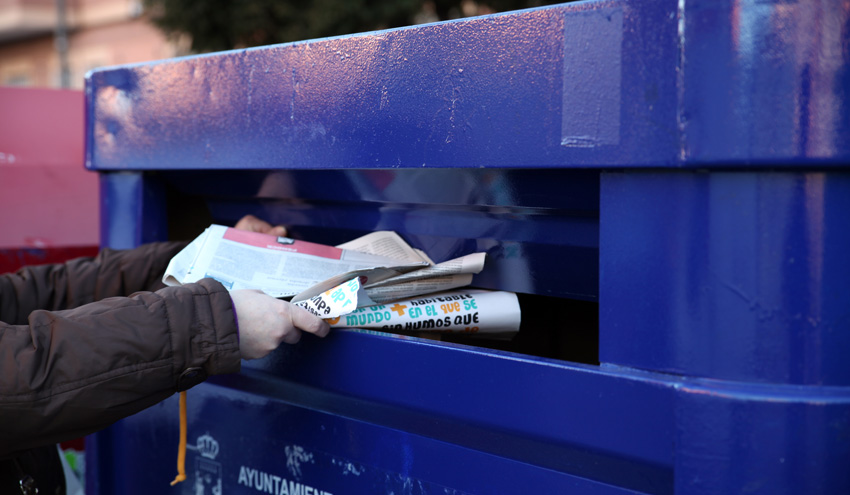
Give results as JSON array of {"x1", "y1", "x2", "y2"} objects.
[{"x1": 163, "y1": 225, "x2": 520, "y2": 336}]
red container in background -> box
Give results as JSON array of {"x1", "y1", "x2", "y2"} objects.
[{"x1": 0, "y1": 87, "x2": 99, "y2": 274}]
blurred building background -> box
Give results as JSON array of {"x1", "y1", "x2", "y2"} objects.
[
  {"x1": 0, "y1": 0, "x2": 562, "y2": 89},
  {"x1": 0, "y1": 0, "x2": 187, "y2": 89}
]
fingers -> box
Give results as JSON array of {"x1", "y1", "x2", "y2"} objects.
[
  {"x1": 287, "y1": 303, "x2": 331, "y2": 338},
  {"x1": 267, "y1": 225, "x2": 288, "y2": 237},
  {"x1": 230, "y1": 283, "x2": 329, "y2": 360},
  {"x1": 281, "y1": 328, "x2": 302, "y2": 345},
  {"x1": 268, "y1": 301, "x2": 327, "y2": 347},
  {"x1": 234, "y1": 215, "x2": 287, "y2": 236}
]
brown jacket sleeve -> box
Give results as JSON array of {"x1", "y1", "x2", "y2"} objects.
[
  {"x1": 0, "y1": 244, "x2": 241, "y2": 457},
  {"x1": 0, "y1": 242, "x2": 188, "y2": 324}
]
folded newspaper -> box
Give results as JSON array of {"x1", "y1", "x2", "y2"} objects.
[
  {"x1": 164, "y1": 225, "x2": 520, "y2": 335},
  {"x1": 325, "y1": 288, "x2": 521, "y2": 337}
]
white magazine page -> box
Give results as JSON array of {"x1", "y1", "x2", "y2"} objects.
[
  {"x1": 364, "y1": 274, "x2": 475, "y2": 304},
  {"x1": 164, "y1": 225, "x2": 425, "y2": 298},
  {"x1": 162, "y1": 227, "x2": 210, "y2": 287},
  {"x1": 366, "y1": 252, "x2": 485, "y2": 288},
  {"x1": 336, "y1": 231, "x2": 432, "y2": 264}
]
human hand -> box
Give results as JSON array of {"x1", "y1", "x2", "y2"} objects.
[
  {"x1": 230, "y1": 289, "x2": 330, "y2": 359},
  {"x1": 234, "y1": 214, "x2": 287, "y2": 237}
]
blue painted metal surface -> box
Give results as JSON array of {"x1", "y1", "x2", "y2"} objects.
[
  {"x1": 98, "y1": 172, "x2": 169, "y2": 249},
  {"x1": 85, "y1": 0, "x2": 850, "y2": 171},
  {"x1": 680, "y1": 0, "x2": 850, "y2": 164},
  {"x1": 600, "y1": 171, "x2": 850, "y2": 386},
  {"x1": 90, "y1": 331, "x2": 680, "y2": 494},
  {"x1": 84, "y1": 1, "x2": 850, "y2": 494},
  {"x1": 674, "y1": 377, "x2": 850, "y2": 494}
]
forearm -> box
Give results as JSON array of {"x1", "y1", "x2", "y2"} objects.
[
  {"x1": 0, "y1": 241, "x2": 187, "y2": 325},
  {"x1": 0, "y1": 278, "x2": 239, "y2": 458}
]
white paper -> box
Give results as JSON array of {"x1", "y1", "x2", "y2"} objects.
[
  {"x1": 165, "y1": 227, "x2": 490, "y2": 303},
  {"x1": 295, "y1": 277, "x2": 365, "y2": 319},
  {"x1": 364, "y1": 273, "x2": 475, "y2": 304},
  {"x1": 335, "y1": 231, "x2": 433, "y2": 264},
  {"x1": 163, "y1": 225, "x2": 426, "y2": 299}
]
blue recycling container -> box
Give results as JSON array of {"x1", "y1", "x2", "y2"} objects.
[{"x1": 84, "y1": 1, "x2": 849, "y2": 494}]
